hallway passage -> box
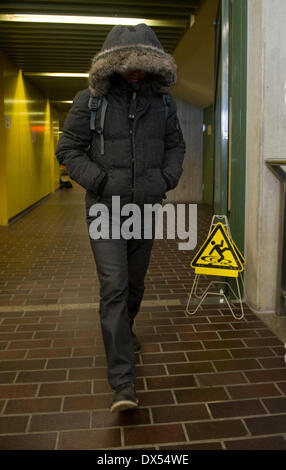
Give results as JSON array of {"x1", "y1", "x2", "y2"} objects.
[{"x1": 0, "y1": 185, "x2": 286, "y2": 450}]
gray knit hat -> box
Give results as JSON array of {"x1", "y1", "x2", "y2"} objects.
[{"x1": 88, "y1": 23, "x2": 177, "y2": 96}]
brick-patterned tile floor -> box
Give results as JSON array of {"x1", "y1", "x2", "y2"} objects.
[{"x1": 0, "y1": 185, "x2": 286, "y2": 450}]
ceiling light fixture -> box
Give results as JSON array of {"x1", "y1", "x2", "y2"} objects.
[
  {"x1": 51, "y1": 100, "x2": 73, "y2": 104},
  {"x1": 0, "y1": 13, "x2": 186, "y2": 28},
  {"x1": 24, "y1": 73, "x2": 88, "y2": 78}
]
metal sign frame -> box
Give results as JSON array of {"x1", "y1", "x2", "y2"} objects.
[{"x1": 186, "y1": 215, "x2": 245, "y2": 320}]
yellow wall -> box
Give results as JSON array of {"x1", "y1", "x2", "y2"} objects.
[
  {"x1": 172, "y1": 0, "x2": 219, "y2": 107},
  {"x1": 0, "y1": 54, "x2": 8, "y2": 225},
  {"x1": 0, "y1": 52, "x2": 60, "y2": 225}
]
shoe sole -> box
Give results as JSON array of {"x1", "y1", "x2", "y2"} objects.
[{"x1": 110, "y1": 400, "x2": 139, "y2": 413}]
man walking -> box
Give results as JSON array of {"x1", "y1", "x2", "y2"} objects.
[{"x1": 55, "y1": 23, "x2": 185, "y2": 412}]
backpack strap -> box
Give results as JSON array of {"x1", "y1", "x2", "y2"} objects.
[
  {"x1": 88, "y1": 95, "x2": 100, "y2": 131},
  {"x1": 88, "y1": 95, "x2": 109, "y2": 155},
  {"x1": 162, "y1": 93, "x2": 171, "y2": 120},
  {"x1": 98, "y1": 97, "x2": 108, "y2": 155}
]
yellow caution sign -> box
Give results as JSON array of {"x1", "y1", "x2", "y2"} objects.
[{"x1": 191, "y1": 223, "x2": 245, "y2": 278}]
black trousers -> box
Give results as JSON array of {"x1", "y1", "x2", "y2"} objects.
[{"x1": 86, "y1": 211, "x2": 155, "y2": 390}]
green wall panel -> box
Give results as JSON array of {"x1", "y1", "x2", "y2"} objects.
[
  {"x1": 203, "y1": 105, "x2": 214, "y2": 206},
  {"x1": 229, "y1": 0, "x2": 248, "y2": 255}
]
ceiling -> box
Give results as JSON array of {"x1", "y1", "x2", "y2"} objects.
[{"x1": 0, "y1": 0, "x2": 203, "y2": 127}]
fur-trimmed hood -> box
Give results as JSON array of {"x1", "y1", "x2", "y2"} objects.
[{"x1": 88, "y1": 23, "x2": 177, "y2": 96}]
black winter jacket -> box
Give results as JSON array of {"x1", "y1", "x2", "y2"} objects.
[{"x1": 55, "y1": 24, "x2": 186, "y2": 211}]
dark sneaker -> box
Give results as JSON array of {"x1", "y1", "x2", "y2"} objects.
[
  {"x1": 110, "y1": 383, "x2": 139, "y2": 413},
  {"x1": 132, "y1": 332, "x2": 142, "y2": 354}
]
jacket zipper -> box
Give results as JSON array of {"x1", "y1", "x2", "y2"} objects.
[
  {"x1": 128, "y1": 89, "x2": 151, "y2": 203},
  {"x1": 128, "y1": 91, "x2": 137, "y2": 203}
]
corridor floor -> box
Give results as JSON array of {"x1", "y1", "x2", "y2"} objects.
[{"x1": 0, "y1": 185, "x2": 286, "y2": 450}]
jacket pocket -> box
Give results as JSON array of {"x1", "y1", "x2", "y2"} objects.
[
  {"x1": 98, "y1": 167, "x2": 114, "y2": 198},
  {"x1": 97, "y1": 173, "x2": 108, "y2": 197},
  {"x1": 145, "y1": 168, "x2": 168, "y2": 199},
  {"x1": 160, "y1": 170, "x2": 171, "y2": 192}
]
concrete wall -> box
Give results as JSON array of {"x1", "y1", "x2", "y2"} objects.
[
  {"x1": 245, "y1": 0, "x2": 286, "y2": 313},
  {"x1": 166, "y1": 96, "x2": 203, "y2": 203}
]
